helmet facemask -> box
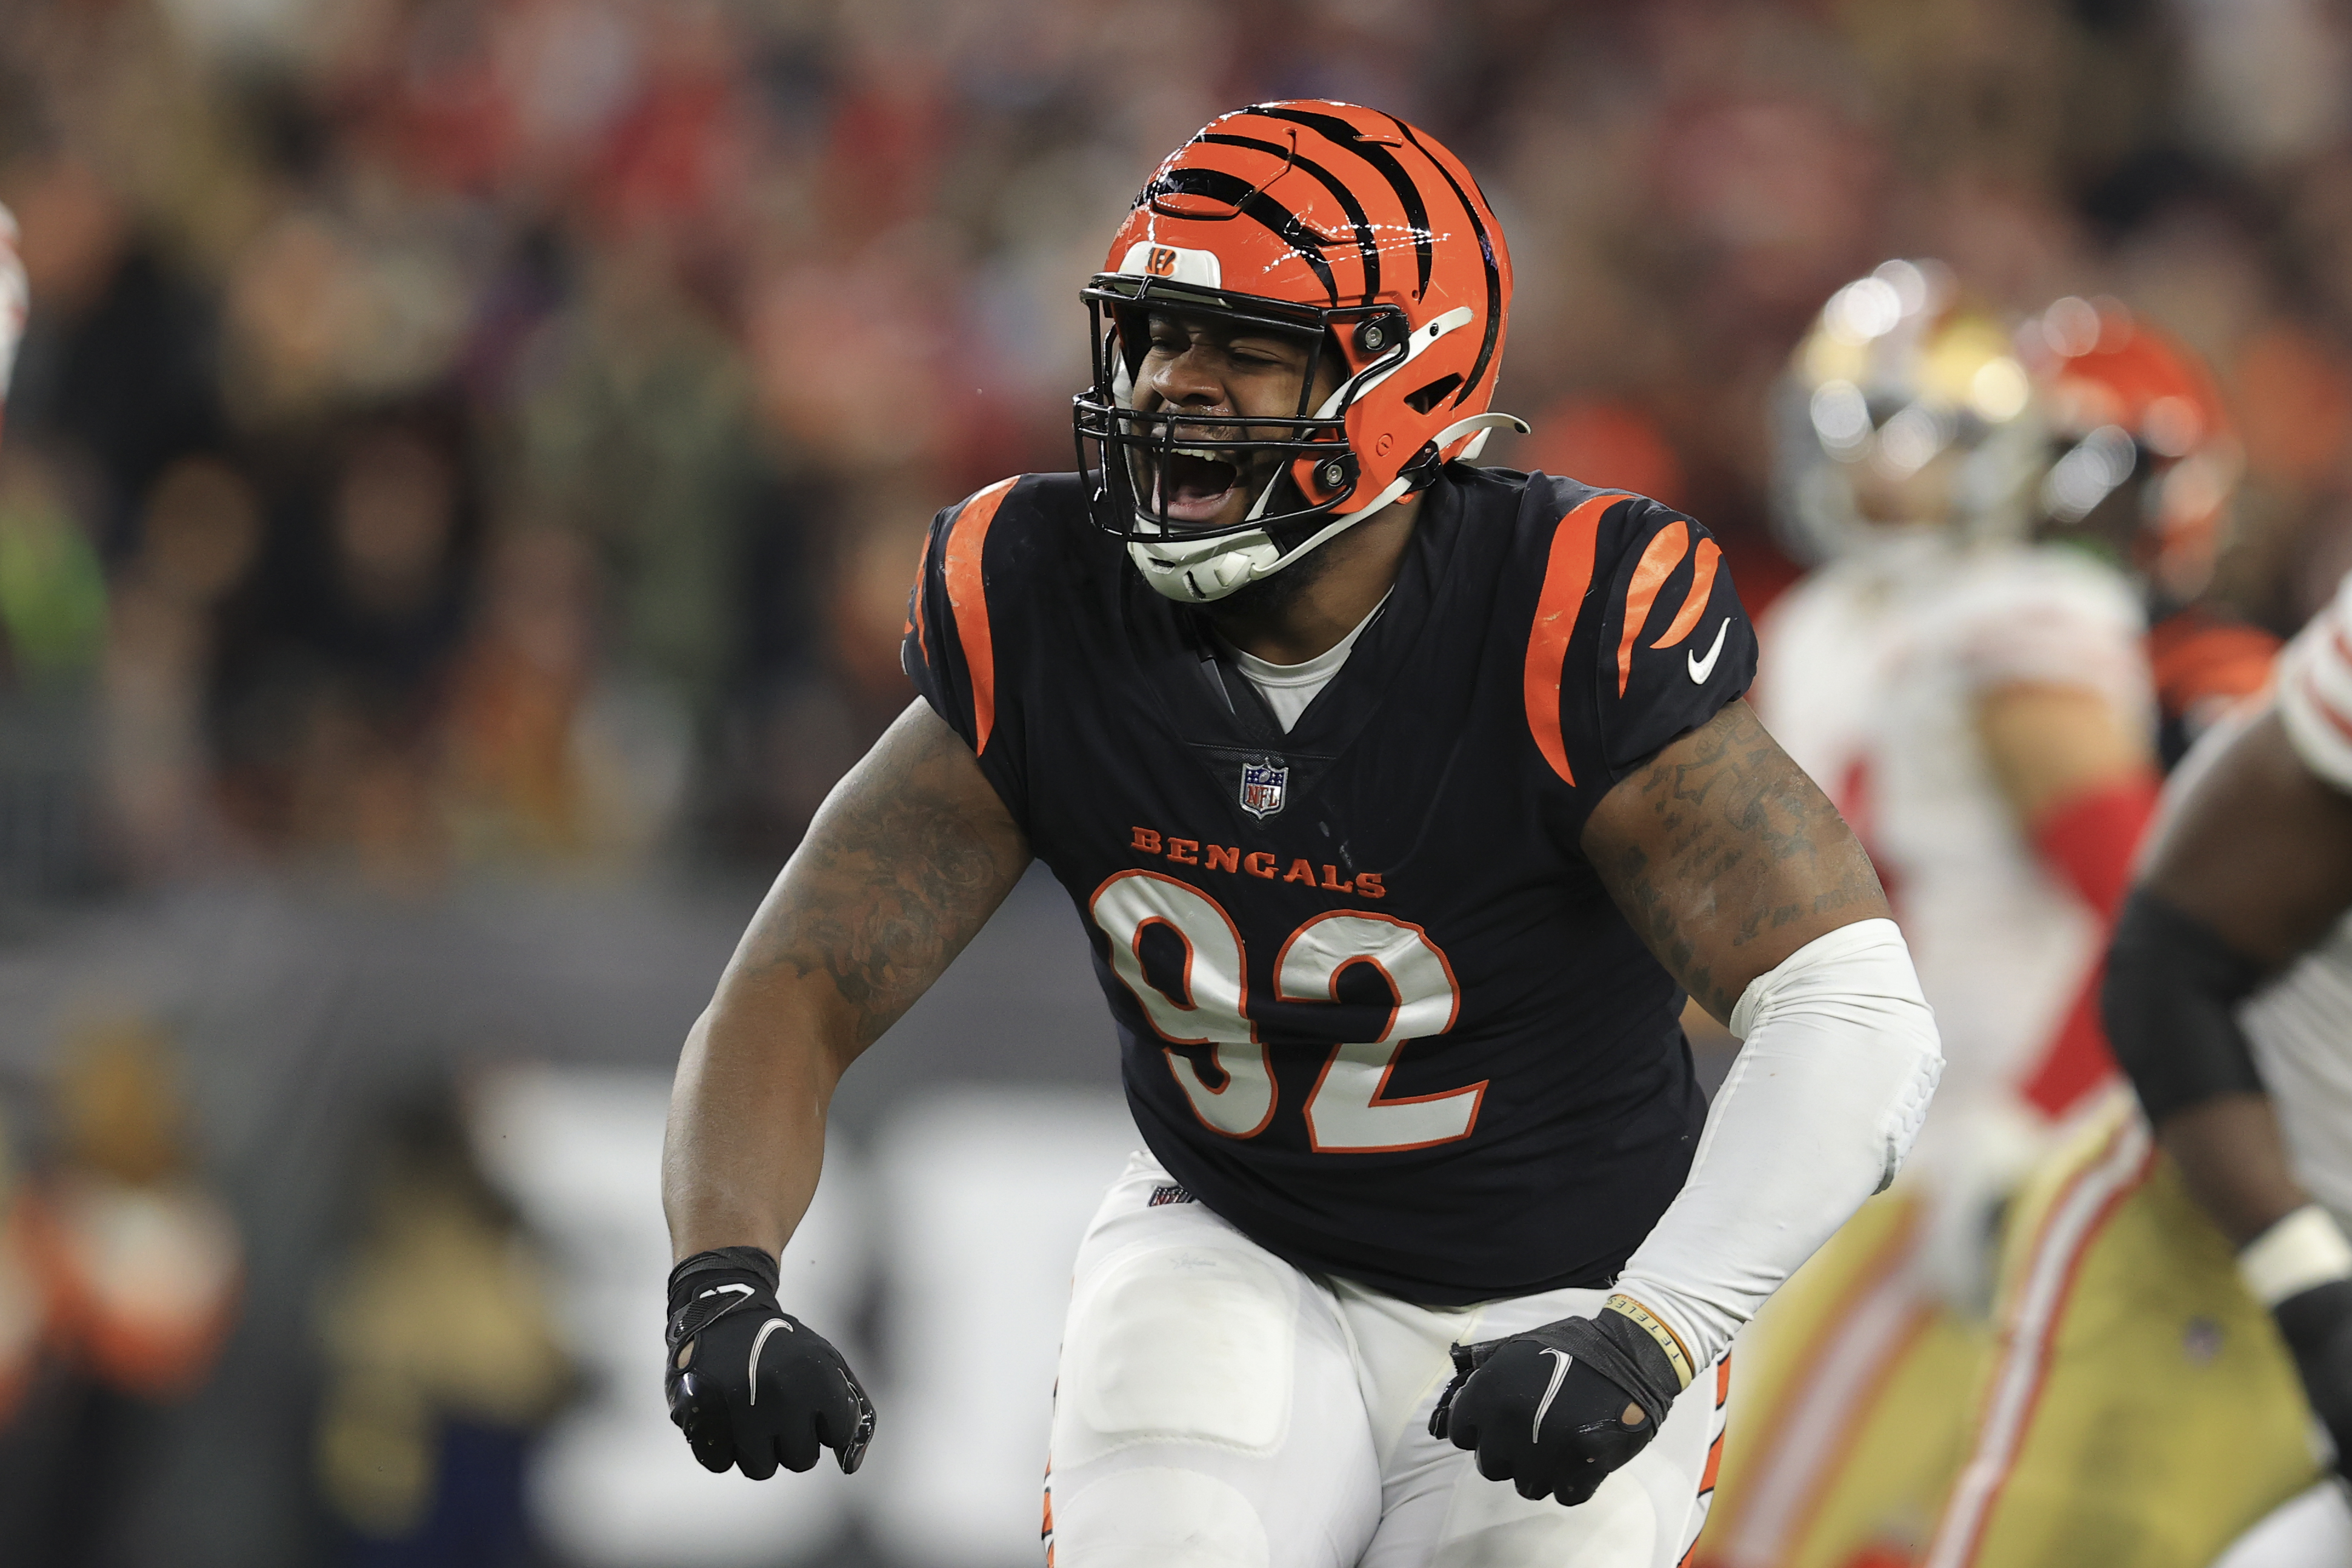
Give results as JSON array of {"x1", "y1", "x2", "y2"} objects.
[{"x1": 1073, "y1": 275, "x2": 1434, "y2": 603}]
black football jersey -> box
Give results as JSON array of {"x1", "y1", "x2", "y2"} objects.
[{"x1": 904, "y1": 466, "x2": 1759, "y2": 1305}]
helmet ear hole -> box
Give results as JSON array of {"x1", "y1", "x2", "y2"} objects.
[
  {"x1": 1354, "y1": 311, "x2": 1408, "y2": 357},
  {"x1": 1404, "y1": 374, "x2": 1464, "y2": 416},
  {"x1": 1304, "y1": 451, "x2": 1359, "y2": 495}
]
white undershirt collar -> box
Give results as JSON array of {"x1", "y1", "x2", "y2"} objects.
[{"x1": 1217, "y1": 593, "x2": 1390, "y2": 733}]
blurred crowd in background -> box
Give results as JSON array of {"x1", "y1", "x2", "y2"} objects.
[{"x1": 6, "y1": 0, "x2": 2352, "y2": 1563}]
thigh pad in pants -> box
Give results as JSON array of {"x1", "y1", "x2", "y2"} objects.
[{"x1": 1057, "y1": 1237, "x2": 1299, "y2": 1463}]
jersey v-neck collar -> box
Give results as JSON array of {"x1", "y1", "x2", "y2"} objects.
[
  {"x1": 1118, "y1": 474, "x2": 1463, "y2": 811},
  {"x1": 1219, "y1": 593, "x2": 1389, "y2": 705}
]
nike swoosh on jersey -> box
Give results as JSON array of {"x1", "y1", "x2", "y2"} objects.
[
  {"x1": 1533, "y1": 1346, "x2": 1573, "y2": 1442},
  {"x1": 1687, "y1": 618, "x2": 1730, "y2": 684}
]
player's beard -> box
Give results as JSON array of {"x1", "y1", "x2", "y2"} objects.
[{"x1": 1202, "y1": 517, "x2": 1344, "y2": 632}]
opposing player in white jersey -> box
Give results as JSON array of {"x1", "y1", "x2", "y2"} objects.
[
  {"x1": 1697, "y1": 271, "x2": 2168, "y2": 1568},
  {"x1": 1919, "y1": 573, "x2": 2352, "y2": 1568}
]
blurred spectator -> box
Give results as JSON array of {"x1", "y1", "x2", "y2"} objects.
[
  {"x1": 0, "y1": 445, "x2": 106, "y2": 684},
  {"x1": 0, "y1": 1117, "x2": 39, "y2": 1429},
  {"x1": 442, "y1": 520, "x2": 689, "y2": 860},
  {"x1": 1, "y1": 151, "x2": 227, "y2": 556},
  {"x1": 213, "y1": 401, "x2": 478, "y2": 886},
  {"x1": 312, "y1": 1079, "x2": 573, "y2": 1568},
  {"x1": 0, "y1": 1015, "x2": 241, "y2": 1566},
  {"x1": 101, "y1": 453, "x2": 261, "y2": 876}
]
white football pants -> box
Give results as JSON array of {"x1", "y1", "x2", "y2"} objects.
[{"x1": 1045, "y1": 1154, "x2": 1728, "y2": 1568}]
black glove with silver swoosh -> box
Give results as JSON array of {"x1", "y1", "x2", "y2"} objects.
[
  {"x1": 1428, "y1": 1306, "x2": 1683, "y2": 1506},
  {"x1": 665, "y1": 1246, "x2": 876, "y2": 1479}
]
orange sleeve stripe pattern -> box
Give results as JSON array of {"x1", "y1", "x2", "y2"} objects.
[
  {"x1": 1651, "y1": 537, "x2": 1722, "y2": 650},
  {"x1": 944, "y1": 477, "x2": 1019, "y2": 755},
  {"x1": 1524, "y1": 492, "x2": 1627, "y2": 786},
  {"x1": 1616, "y1": 521, "x2": 1691, "y2": 697}
]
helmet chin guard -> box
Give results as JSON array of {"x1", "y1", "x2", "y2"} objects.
[
  {"x1": 1072, "y1": 101, "x2": 1520, "y2": 601},
  {"x1": 1124, "y1": 411, "x2": 1528, "y2": 603}
]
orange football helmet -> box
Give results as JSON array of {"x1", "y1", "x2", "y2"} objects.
[
  {"x1": 2021, "y1": 297, "x2": 2240, "y2": 605},
  {"x1": 1073, "y1": 101, "x2": 1522, "y2": 602}
]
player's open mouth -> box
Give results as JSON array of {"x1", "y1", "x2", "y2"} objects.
[{"x1": 1149, "y1": 447, "x2": 1245, "y2": 525}]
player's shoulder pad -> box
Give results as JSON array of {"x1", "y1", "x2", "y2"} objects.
[
  {"x1": 2279, "y1": 568, "x2": 2352, "y2": 793},
  {"x1": 1514, "y1": 475, "x2": 1753, "y2": 791},
  {"x1": 931, "y1": 470, "x2": 1107, "y2": 588},
  {"x1": 924, "y1": 470, "x2": 1092, "y2": 548},
  {"x1": 907, "y1": 472, "x2": 1101, "y2": 757},
  {"x1": 1947, "y1": 542, "x2": 2144, "y2": 630}
]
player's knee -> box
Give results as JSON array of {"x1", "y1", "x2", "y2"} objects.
[
  {"x1": 1056, "y1": 1241, "x2": 1298, "y2": 1460},
  {"x1": 1052, "y1": 1468, "x2": 1271, "y2": 1568}
]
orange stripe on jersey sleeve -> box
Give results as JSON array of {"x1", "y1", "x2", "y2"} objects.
[
  {"x1": 1616, "y1": 522, "x2": 1690, "y2": 697},
  {"x1": 1651, "y1": 537, "x2": 1722, "y2": 650},
  {"x1": 944, "y1": 477, "x2": 1019, "y2": 755},
  {"x1": 1524, "y1": 492, "x2": 1627, "y2": 786}
]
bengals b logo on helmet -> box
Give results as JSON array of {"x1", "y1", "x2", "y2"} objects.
[{"x1": 1146, "y1": 246, "x2": 1179, "y2": 277}]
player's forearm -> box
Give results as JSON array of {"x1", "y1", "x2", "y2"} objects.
[
  {"x1": 2154, "y1": 1094, "x2": 2309, "y2": 1249},
  {"x1": 662, "y1": 979, "x2": 854, "y2": 1260},
  {"x1": 660, "y1": 701, "x2": 1031, "y2": 1259},
  {"x1": 1613, "y1": 918, "x2": 1942, "y2": 1367}
]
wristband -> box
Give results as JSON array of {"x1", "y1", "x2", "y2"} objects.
[
  {"x1": 1604, "y1": 1294, "x2": 1694, "y2": 1391},
  {"x1": 2240, "y1": 1205, "x2": 2352, "y2": 1309},
  {"x1": 668, "y1": 1246, "x2": 781, "y2": 1295},
  {"x1": 666, "y1": 1246, "x2": 782, "y2": 1340}
]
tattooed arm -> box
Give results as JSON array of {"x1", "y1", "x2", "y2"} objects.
[
  {"x1": 1581, "y1": 698, "x2": 1891, "y2": 1022},
  {"x1": 664, "y1": 700, "x2": 1031, "y2": 1260},
  {"x1": 1568, "y1": 701, "x2": 1937, "y2": 1376}
]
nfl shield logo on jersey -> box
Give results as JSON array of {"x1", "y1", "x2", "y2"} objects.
[{"x1": 1239, "y1": 757, "x2": 1288, "y2": 820}]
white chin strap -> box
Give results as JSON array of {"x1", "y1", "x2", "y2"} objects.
[{"x1": 1128, "y1": 411, "x2": 1529, "y2": 603}]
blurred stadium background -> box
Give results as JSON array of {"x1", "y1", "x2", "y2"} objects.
[{"x1": 1, "y1": 0, "x2": 2351, "y2": 1564}]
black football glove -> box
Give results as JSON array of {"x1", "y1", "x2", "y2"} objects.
[
  {"x1": 1428, "y1": 1301, "x2": 1688, "y2": 1506},
  {"x1": 664, "y1": 1247, "x2": 876, "y2": 1480},
  {"x1": 2272, "y1": 1277, "x2": 2352, "y2": 1469}
]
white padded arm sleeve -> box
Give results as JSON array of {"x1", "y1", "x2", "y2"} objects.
[{"x1": 1613, "y1": 917, "x2": 1942, "y2": 1370}]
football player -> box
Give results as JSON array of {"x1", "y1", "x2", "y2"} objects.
[
  {"x1": 2022, "y1": 296, "x2": 2276, "y2": 774},
  {"x1": 1700, "y1": 272, "x2": 2167, "y2": 1568},
  {"x1": 1922, "y1": 568, "x2": 2352, "y2": 1567},
  {"x1": 661, "y1": 102, "x2": 1944, "y2": 1566}
]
